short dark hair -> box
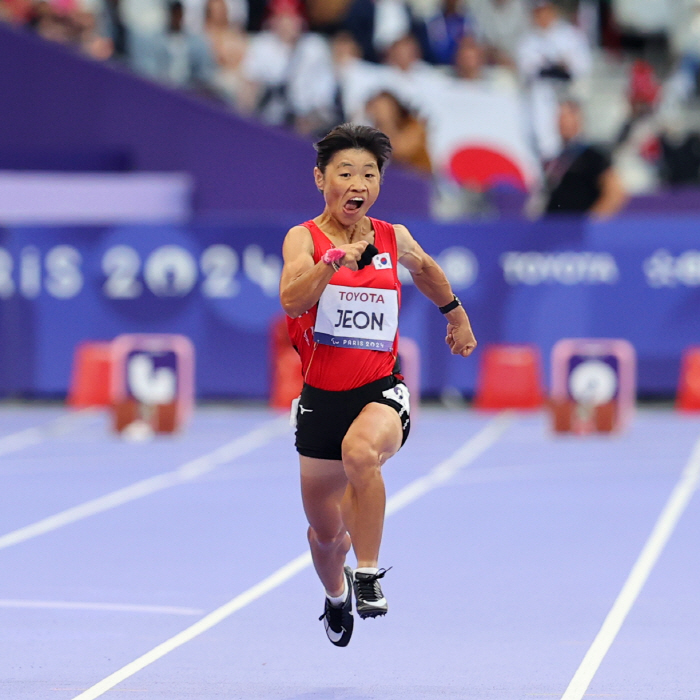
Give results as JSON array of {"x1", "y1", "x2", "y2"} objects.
[{"x1": 314, "y1": 123, "x2": 392, "y2": 175}]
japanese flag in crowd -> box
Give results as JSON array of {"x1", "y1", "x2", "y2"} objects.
[{"x1": 421, "y1": 81, "x2": 540, "y2": 191}]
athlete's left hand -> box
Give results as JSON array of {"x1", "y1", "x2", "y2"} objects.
[{"x1": 446, "y1": 322, "x2": 477, "y2": 357}]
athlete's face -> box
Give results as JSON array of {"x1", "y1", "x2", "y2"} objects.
[{"x1": 314, "y1": 148, "x2": 381, "y2": 226}]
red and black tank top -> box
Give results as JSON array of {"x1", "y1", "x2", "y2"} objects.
[{"x1": 286, "y1": 217, "x2": 402, "y2": 391}]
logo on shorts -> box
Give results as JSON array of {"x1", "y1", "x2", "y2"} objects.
[
  {"x1": 381, "y1": 384, "x2": 410, "y2": 417},
  {"x1": 299, "y1": 405, "x2": 313, "y2": 414},
  {"x1": 373, "y1": 253, "x2": 392, "y2": 270}
]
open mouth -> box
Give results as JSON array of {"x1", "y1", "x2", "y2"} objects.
[{"x1": 343, "y1": 197, "x2": 365, "y2": 213}]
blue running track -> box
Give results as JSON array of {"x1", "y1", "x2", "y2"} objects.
[{"x1": 0, "y1": 403, "x2": 698, "y2": 699}]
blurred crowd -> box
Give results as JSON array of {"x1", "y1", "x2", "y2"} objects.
[{"x1": 3, "y1": 0, "x2": 700, "y2": 218}]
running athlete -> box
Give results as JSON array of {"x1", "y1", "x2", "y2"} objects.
[{"x1": 279, "y1": 124, "x2": 477, "y2": 647}]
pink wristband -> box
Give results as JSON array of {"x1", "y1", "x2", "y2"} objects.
[{"x1": 322, "y1": 248, "x2": 345, "y2": 271}]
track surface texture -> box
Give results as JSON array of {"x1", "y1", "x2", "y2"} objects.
[{"x1": 0, "y1": 403, "x2": 698, "y2": 700}]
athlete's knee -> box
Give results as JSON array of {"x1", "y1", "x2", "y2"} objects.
[
  {"x1": 308, "y1": 525, "x2": 347, "y2": 552},
  {"x1": 341, "y1": 437, "x2": 381, "y2": 485}
]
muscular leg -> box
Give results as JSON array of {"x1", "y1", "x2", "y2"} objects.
[
  {"x1": 340, "y1": 402, "x2": 403, "y2": 569},
  {"x1": 300, "y1": 457, "x2": 351, "y2": 597}
]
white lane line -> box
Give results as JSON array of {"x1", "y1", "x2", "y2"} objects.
[
  {"x1": 386, "y1": 411, "x2": 513, "y2": 515},
  {"x1": 70, "y1": 411, "x2": 514, "y2": 700},
  {"x1": 0, "y1": 600, "x2": 204, "y2": 616},
  {"x1": 0, "y1": 416, "x2": 290, "y2": 552},
  {"x1": 561, "y1": 433, "x2": 700, "y2": 700},
  {"x1": 0, "y1": 409, "x2": 100, "y2": 459}
]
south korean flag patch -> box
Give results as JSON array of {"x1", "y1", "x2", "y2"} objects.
[{"x1": 372, "y1": 252, "x2": 393, "y2": 270}]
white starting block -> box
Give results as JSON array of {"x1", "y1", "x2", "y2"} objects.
[
  {"x1": 110, "y1": 334, "x2": 195, "y2": 437},
  {"x1": 550, "y1": 338, "x2": 636, "y2": 434}
]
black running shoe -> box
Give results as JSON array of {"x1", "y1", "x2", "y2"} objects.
[
  {"x1": 319, "y1": 566, "x2": 354, "y2": 647},
  {"x1": 353, "y1": 567, "x2": 391, "y2": 619}
]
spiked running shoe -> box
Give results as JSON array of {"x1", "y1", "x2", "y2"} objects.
[
  {"x1": 353, "y1": 567, "x2": 391, "y2": 619},
  {"x1": 319, "y1": 566, "x2": 354, "y2": 647}
]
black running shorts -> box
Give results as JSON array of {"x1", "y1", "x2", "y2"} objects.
[{"x1": 294, "y1": 375, "x2": 411, "y2": 461}]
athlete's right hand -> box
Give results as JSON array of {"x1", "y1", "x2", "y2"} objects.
[
  {"x1": 446, "y1": 321, "x2": 477, "y2": 357},
  {"x1": 337, "y1": 240, "x2": 369, "y2": 271}
]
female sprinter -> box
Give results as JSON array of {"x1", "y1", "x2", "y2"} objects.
[{"x1": 279, "y1": 123, "x2": 477, "y2": 647}]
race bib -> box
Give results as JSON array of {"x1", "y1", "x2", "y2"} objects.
[{"x1": 314, "y1": 284, "x2": 398, "y2": 351}]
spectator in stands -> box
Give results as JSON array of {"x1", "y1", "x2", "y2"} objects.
[
  {"x1": 384, "y1": 31, "x2": 427, "y2": 73},
  {"x1": 120, "y1": 0, "x2": 167, "y2": 37},
  {"x1": 658, "y1": 114, "x2": 700, "y2": 187},
  {"x1": 240, "y1": 0, "x2": 336, "y2": 133},
  {"x1": 470, "y1": 0, "x2": 529, "y2": 69},
  {"x1": 245, "y1": 0, "x2": 269, "y2": 31},
  {"x1": 305, "y1": 0, "x2": 353, "y2": 32},
  {"x1": 402, "y1": 0, "x2": 440, "y2": 17},
  {"x1": 343, "y1": 0, "x2": 414, "y2": 63},
  {"x1": 611, "y1": 0, "x2": 669, "y2": 60},
  {"x1": 148, "y1": 1, "x2": 216, "y2": 91},
  {"x1": 516, "y1": 0, "x2": 592, "y2": 161},
  {"x1": 330, "y1": 29, "x2": 435, "y2": 128},
  {"x1": 32, "y1": 2, "x2": 74, "y2": 44},
  {"x1": 331, "y1": 30, "x2": 395, "y2": 124},
  {"x1": 204, "y1": 0, "x2": 249, "y2": 106},
  {"x1": 452, "y1": 34, "x2": 484, "y2": 80},
  {"x1": 613, "y1": 60, "x2": 663, "y2": 195},
  {"x1": 96, "y1": 0, "x2": 128, "y2": 59},
  {"x1": 73, "y1": 8, "x2": 115, "y2": 60},
  {"x1": 383, "y1": 32, "x2": 438, "y2": 100},
  {"x1": 17, "y1": 1, "x2": 113, "y2": 59},
  {"x1": 422, "y1": 0, "x2": 475, "y2": 65},
  {"x1": 365, "y1": 90, "x2": 432, "y2": 173},
  {"x1": 330, "y1": 31, "x2": 361, "y2": 123},
  {"x1": 452, "y1": 34, "x2": 517, "y2": 90},
  {"x1": 529, "y1": 99, "x2": 627, "y2": 218},
  {"x1": 665, "y1": 0, "x2": 700, "y2": 108},
  {"x1": 185, "y1": 0, "x2": 246, "y2": 34},
  {"x1": 0, "y1": 0, "x2": 35, "y2": 23}
]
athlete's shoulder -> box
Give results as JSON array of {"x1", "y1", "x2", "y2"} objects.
[
  {"x1": 284, "y1": 224, "x2": 311, "y2": 242},
  {"x1": 392, "y1": 223, "x2": 420, "y2": 260},
  {"x1": 392, "y1": 223, "x2": 414, "y2": 245},
  {"x1": 282, "y1": 223, "x2": 315, "y2": 258},
  {"x1": 287, "y1": 221, "x2": 313, "y2": 235}
]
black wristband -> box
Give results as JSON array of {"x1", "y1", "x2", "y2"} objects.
[{"x1": 439, "y1": 295, "x2": 462, "y2": 314}]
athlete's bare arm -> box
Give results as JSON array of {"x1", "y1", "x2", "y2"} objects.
[
  {"x1": 279, "y1": 225, "x2": 369, "y2": 318},
  {"x1": 394, "y1": 223, "x2": 477, "y2": 357}
]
